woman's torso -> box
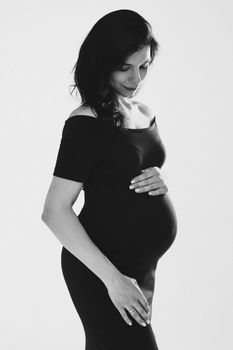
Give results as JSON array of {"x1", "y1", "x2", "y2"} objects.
[{"x1": 66, "y1": 105, "x2": 177, "y2": 268}]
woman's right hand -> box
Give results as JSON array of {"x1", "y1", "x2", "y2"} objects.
[{"x1": 106, "y1": 273, "x2": 151, "y2": 327}]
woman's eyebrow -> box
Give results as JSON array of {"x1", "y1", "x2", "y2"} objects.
[{"x1": 123, "y1": 59, "x2": 151, "y2": 66}]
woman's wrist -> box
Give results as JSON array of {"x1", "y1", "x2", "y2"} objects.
[{"x1": 101, "y1": 262, "x2": 123, "y2": 289}]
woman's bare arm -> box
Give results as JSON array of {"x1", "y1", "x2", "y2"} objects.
[{"x1": 41, "y1": 176, "x2": 122, "y2": 288}]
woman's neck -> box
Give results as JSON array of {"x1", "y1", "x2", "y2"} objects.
[{"x1": 117, "y1": 95, "x2": 135, "y2": 111}]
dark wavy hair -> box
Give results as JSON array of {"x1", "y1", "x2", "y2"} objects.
[{"x1": 69, "y1": 9, "x2": 160, "y2": 130}]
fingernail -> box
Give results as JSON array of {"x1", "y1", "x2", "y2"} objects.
[
  {"x1": 142, "y1": 322, "x2": 146, "y2": 327},
  {"x1": 131, "y1": 179, "x2": 135, "y2": 183},
  {"x1": 146, "y1": 320, "x2": 150, "y2": 324}
]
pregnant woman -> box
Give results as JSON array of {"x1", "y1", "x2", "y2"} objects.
[{"x1": 41, "y1": 9, "x2": 178, "y2": 350}]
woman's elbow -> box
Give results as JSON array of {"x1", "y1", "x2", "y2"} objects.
[
  {"x1": 41, "y1": 202, "x2": 57, "y2": 223},
  {"x1": 41, "y1": 206, "x2": 53, "y2": 223}
]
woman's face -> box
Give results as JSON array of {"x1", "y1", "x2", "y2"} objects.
[{"x1": 109, "y1": 45, "x2": 151, "y2": 98}]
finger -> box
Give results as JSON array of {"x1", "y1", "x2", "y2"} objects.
[
  {"x1": 135, "y1": 176, "x2": 161, "y2": 187},
  {"x1": 127, "y1": 306, "x2": 147, "y2": 327},
  {"x1": 134, "y1": 284, "x2": 151, "y2": 316},
  {"x1": 138, "y1": 297, "x2": 150, "y2": 315},
  {"x1": 132, "y1": 181, "x2": 164, "y2": 193},
  {"x1": 135, "y1": 302, "x2": 150, "y2": 323},
  {"x1": 144, "y1": 166, "x2": 161, "y2": 176},
  {"x1": 148, "y1": 186, "x2": 168, "y2": 196},
  {"x1": 118, "y1": 307, "x2": 133, "y2": 326},
  {"x1": 131, "y1": 169, "x2": 154, "y2": 184},
  {"x1": 130, "y1": 179, "x2": 162, "y2": 193},
  {"x1": 133, "y1": 180, "x2": 164, "y2": 192},
  {"x1": 141, "y1": 167, "x2": 152, "y2": 172},
  {"x1": 153, "y1": 166, "x2": 161, "y2": 174}
]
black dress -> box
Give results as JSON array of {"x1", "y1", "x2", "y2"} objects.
[{"x1": 53, "y1": 114, "x2": 178, "y2": 350}]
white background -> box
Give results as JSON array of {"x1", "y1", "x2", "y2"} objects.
[{"x1": 1, "y1": 0, "x2": 233, "y2": 349}]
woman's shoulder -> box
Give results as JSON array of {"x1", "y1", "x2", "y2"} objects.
[
  {"x1": 64, "y1": 106, "x2": 100, "y2": 131},
  {"x1": 134, "y1": 101, "x2": 154, "y2": 120},
  {"x1": 63, "y1": 106, "x2": 104, "y2": 141},
  {"x1": 68, "y1": 106, "x2": 97, "y2": 119}
]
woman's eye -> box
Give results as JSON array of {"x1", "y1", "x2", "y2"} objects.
[
  {"x1": 119, "y1": 67, "x2": 129, "y2": 72},
  {"x1": 118, "y1": 65, "x2": 149, "y2": 72}
]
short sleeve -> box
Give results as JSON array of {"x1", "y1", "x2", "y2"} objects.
[{"x1": 52, "y1": 117, "x2": 104, "y2": 184}]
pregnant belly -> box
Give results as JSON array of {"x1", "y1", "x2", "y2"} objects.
[{"x1": 79, "y1": 187, "x2": 178, "y2": 263}]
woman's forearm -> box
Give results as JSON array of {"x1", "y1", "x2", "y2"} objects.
[{"x1": 41, "y1": 207, "x2": 122, "y2": 287}]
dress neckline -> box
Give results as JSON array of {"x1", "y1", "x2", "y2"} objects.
[
  {"x1": 123, "y1": 115, "x2": 156, "y2": 131},
  {"x1": 66, "y1": 115, "x2": 156, "y2": 131}
]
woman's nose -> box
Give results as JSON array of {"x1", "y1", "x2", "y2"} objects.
[{"x1": 129, "y1": 69, "x2": 141, "y2": 86}]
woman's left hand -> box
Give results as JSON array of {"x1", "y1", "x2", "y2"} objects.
[{"x1": 129, "y1": 166, "x2": 168, "y2": 196}]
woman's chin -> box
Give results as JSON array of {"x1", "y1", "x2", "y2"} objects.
[
  {"x1": 113, "y1": 87, "x2": 138, "y2": 99},
  {"x1": 120, "y1": 89, "x2": 137, "y2": 97}
]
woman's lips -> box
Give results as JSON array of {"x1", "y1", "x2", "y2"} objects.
[{"x1": 122, "y1": 85, "x2": 138, "y2": 91}]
